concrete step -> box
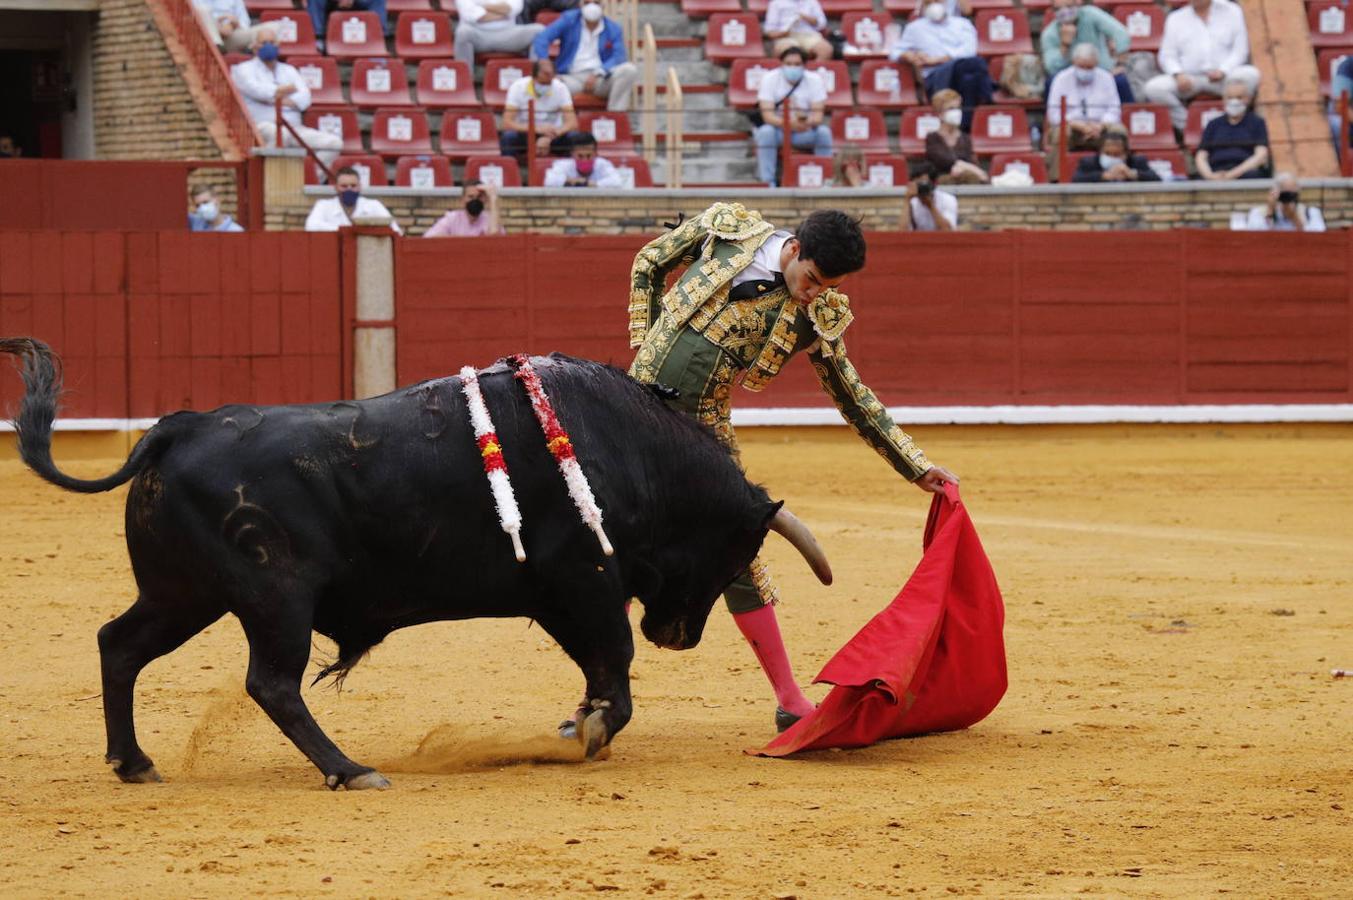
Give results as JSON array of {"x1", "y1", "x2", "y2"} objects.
[{"x1": 650, "y1": 152, "x2": 757, "y2": 184}]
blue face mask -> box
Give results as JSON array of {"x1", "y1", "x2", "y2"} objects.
[
  {"x1": 339, "y1": 189, "x2": 361, "y2": 206},
  {"x1": 782, "y1": 65, "x2": 804, "y2": 84},
  {"x1": 257, "y1": 42, "x2": 280, "y2": 62}
]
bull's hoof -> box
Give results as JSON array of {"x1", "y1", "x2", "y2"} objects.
[
  {"x1": 109, "y1": 757, "x2": 163, "y2": 784},
  {"x1": 557, "y1": 719, "x2": 578, "y2": 741},
  {"x1": 342, "y1": 771, "x2": 391, "y2": 791},
  {"x1": 579, "y1": 708, "x2": 609, "y2": 761}
]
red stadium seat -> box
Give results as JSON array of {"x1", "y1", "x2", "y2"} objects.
[
  {"x1": 807, "y1": 61, "x2": 853, "y2": 109},
  {"x1": 841, "y1": 13, "x2": 894, "y2": 58},
  {"x1": 782, "y1": 155, "x2": 834, "y2": 187},
  {"x1": 897, "y1": 106, "x2": 943, "y2": 155},
  {"x1": 482, "y1": 58, "x2": 532, "y2": 107},
  {"x1": 727, "y1": 58, "x2": 779, "y2": 109},
  {"x1": 259, "y1": 11, "x2": 319, "y2": 56},
  {"x1": 395, "y1": 154, "x2": 454, "y2": 187},
  {"x1": 326, "y1": 11, "x2": 387, "y2": 57},
  {"x1": 1317, "y1": 48, "x2": 1351, "y2": 98},
  {"x1": 974, "y1": 10, "x2": 1033, "y2": 56},
  {"x1": 705, "y1": 14, "x2": 764, "y2": 65},
  {"x1": 831, "y1": 109, "x2": 890, "y2": 153},
  {"x1": 535, "y1": 9, "x2": 562, "y2": 25},
  {"x1": 304, "y1": 107, "x2": 364, "y2": 151},
  {"x1": 1183, "y1": 100, "x2": 1224, "y2": 151},
  {"x1": 290, "y1": 56, "x2": 344, "y2": 106},
  {"x1": 529, "y1": 157, "x2": 555, "y2": 186},
  {"x1": 682, "y1": 0, "x2": 741, "y2": 18},
  {"x1": 395, "y1": 12, "x2": 455, "y2": 59},
  {"x1": 971, "y1": 0, "x2": 1027, "y2": 6},
  {"x1": 863, "y1": 154, "x2": 908, "y2": 187},
  {"x1": 1140, "y1": 148, "x2": 1188, "y2": 181},
  {"x1": 882, "y1": 0, "x2": 912, "y2": 13},
  {"x1": 387, "y1": 0, "x2": 435, "y2": 11},
  {"x1": 1112, "y1": 4, "x2": 1165, "y2": 53},
  {"x1": 246, "y1": 0, "x2": 298, "y2": 11},
  {"x1": 370, "y1": 108, "x2": 434, "y2": 156},
  {"x1": 333, "y1": 153, "x2": 389, "y2": 186},
  {"x1": 1120, "y1": 104, "x2": 1177, "y2": 152},
  {"x1": 856, "y1": 60, "x2": 921, "y2": 109},
  {"x1": 441, "y1": 111, "x2": 502, "y2": 159},
  {"x1": 464, "y1": 154, "x2": 523, "y2": 187},
  {"x1": 970, "y1": 106, "x2": 1032, "y2": 155},
  {"x1": 989, "y1": 152, "x2": 1048, "y2": 184},
  {"x1": 1309, "y1": 1, "x2": 1353, "y2": 50},
  {"x1": 612, "y1": 157, "x2": 655, "y2": 187},
  {"x1": 821, "y1": 0, "x2": 871, "y2": 14},
  {"x1": 414, "y1": 59, "x2": 480, "y2": 107},
  {"x1": 350, "y1": 58, "x2": 414, "y2": 107},
  {"x1": 579, "y1": 111, "x2": 640, "y2": 158}
]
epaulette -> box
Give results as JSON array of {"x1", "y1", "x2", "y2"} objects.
[
  {"x1": 808, "y1": 289, "x2": 854, "y2": 350},
  {"x1": 699, "y1": 202, "x2": 775, "y2": 243}
]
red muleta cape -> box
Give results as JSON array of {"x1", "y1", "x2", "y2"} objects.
[{"x1": 753, "y1": 484, "x2": 1007, "y2": 756}]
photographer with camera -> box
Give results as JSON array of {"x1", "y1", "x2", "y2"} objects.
[
  {"x1": 1244, "y1": 172, "x2": 1325, "y2": 232},
  {"x1": 902, "y1": 163, "x2": 957, "y2": 232}
]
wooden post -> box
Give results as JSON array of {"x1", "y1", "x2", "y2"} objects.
[
  {"x1": 1058, "y1": 94, "x2": 1070, "y2": 184},
  {"x1": 642, "y1": 24, "x2": 657, "y2": 168},
  {"x1": 666, "y1": 68, "x2": 683, "y2": 189}
]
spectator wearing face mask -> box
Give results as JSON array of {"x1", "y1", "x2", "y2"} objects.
[
  {"x1": 232, "y1": 27, "x2": 342, "y2": 172},
  {"x1": 188, "y1": 184, "x2": 245, "y2": 232},
  {"x1": 901, "y1": 163, "x2": 957, "y2": 232},
  {"x1": 1244, "y1": 173, "x2": 1325, "y2": 232},
  {"x1": 544, "y1": 133, "x2": 623, "y2": 187},
  {"x1": 500, "y1": 58, "x2": 580, "y2": 159},
  {"x1": 1045, "y1": 42, "x2": 1121, "y2": 177},
  {"x1": 1071, "y1": 129, "x2": 1159, "y2": 183},
  {"x1": 1143, "y1": 0, "x2": 1260, "y2": 131},
  {"x1": 532, "y1": 3, "x2": 639, "y2": 112},
  {"x1": 425, "y1": 181, "x2": 505, "y2": 236},
  {"x1": 1040, "y1": 0, "x2": 1131, "y2": 102},
  {"x1": 193, "y1": 0, "x2": 257, "y2": 53},
  {"x1": 752, "y1": 46, "x2": 831, "y2": 188},
  {"x1": 1196, "y1": 79, "x2": 1268, "y2": 181},
  {"x1": 888, "y1": 1, "x2": 991, "y2": 130},
  {"x1": 764, "y1": 0, "x2": 832, "y2": 62},
  {"x1": 925, "y1": 88, "x2": 987, "y2": 184},
  {"x1": 305, "y1": 166, "x2": 404, "y2": 233}
]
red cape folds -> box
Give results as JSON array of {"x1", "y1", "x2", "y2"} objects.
[{"x1": 753, "y1": 484, "x2": 1007, "y2": 757}]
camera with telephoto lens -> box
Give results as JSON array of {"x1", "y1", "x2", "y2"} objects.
[
  {"x1": 917, "y1": 180, "x2": 933, "y2": 199},
  {"x1": 1277, "y1": 190, "x2": 1299, "y2": 204}
]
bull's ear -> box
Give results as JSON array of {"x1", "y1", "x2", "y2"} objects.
[{"x1": 759, "y1": 500, "x2": 785, "y2": 530}]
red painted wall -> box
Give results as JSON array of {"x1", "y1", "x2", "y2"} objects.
[{"x1": 0, "y1": 162, "x2": 191, "y2": 231}]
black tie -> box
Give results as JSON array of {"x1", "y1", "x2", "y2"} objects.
[{"x1": 729, "y1": 272, "x2": 786, "y2": 301}]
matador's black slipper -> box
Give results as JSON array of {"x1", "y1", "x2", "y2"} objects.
[{"x1": 775, "y1": 707, "x2": 803, "y2": 733}]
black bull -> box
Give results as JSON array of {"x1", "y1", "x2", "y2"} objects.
[{"x1": 2, "y1": 338, "x2": 829, "y2": 789}]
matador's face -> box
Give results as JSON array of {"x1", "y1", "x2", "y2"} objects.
[{"x1": 780, "y1": 238, "x2": 848, "y2": 305}]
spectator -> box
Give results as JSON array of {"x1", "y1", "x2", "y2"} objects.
[
  {"x1": 532, "y1": 3, "x2": 639, "y2": 112},
  {"x1": 544, "y1": 132, "x2": 623, "y2": 186},
  {"x1": 0, "y1": 133, "x2": 20, "y2": 158},
  {"x1": 1196, "y1": 79, "x2": 1268, "y2": 181},
  {"x1": 424, "y1": 181, "x2": 505, "y2": 236},
  {"x1": 835, "y1": 146, "x2": 867, "y2": 186},
  {"x1": 1245, "y1": 173, "x2": 1325, "y2": 232},
  {"x1": 1040, "y1": 0, "x2": 1132, "y2": 103},
  {"x1": 193, "y1": 0, "x2": 257, "y2": 53},
  {"x1": 232, "y1": 27, "x2": 342, "y2": 171},
  {"x1": 1328, "y1": 56, "x2": 1353, "y2": 156},
  {"x1": 888, "y1": 2, "x2": 991, "y2": 130},
  {"x1": 901, "y1": 164, "x2": 957, "y2": 231},
  {"x1": 1071, "y1": 129, "x2": 1160, "y2": 183},
  {"x1": 187, "y1": 184, "x2": 245, "y2": 232},
  {"x1": 1046, "y1": 42, "x2": 1122, "y2": 177},
  {"x1": 915, "y1": 0, "x2": 972, "y2": 17},
  {"x1": 499, "y1": 58, "x2": 580, "y2": 158},
  {"x1": 925, "y1": 88, "x2": 987, "y2": 184},
  {"x1": 305, "y1": 166, "x2": 404, "y2": 233},
  {"x1": 1144, "y1": 0, "x2": 1260, "y2": 131},
  {"x1": 752, "y1": 46, "x2": 832, "y2": 188},
  {"x1": 455, "y1": 0, "x2": 543, "y2": 69},
  {"x1": 764, "y1": 0, "x2": 831, "y2": 62},
  {"x1": 307, "y1": 0, "x2": 390, "y2": 51}
]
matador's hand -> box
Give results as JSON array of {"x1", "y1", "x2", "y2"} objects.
[{"x1": 915, "y1": 465, "x2": 959, "y2": 493}]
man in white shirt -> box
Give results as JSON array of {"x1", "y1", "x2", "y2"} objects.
[
  {"x1": 543, "y1": 133, "x2": 624, "y2": 187},
  {"x1": 1244, "y1": 172, "x2": 1326, "y2": 233},
  {"x1": 454, "y1": 0, "x2": 544, "y2": 69},
  {"x1": 232, "y1": 27, "x2": 342, "y2": 170},
  {"x1": 1046, "y1": 42, "x2": 1122, "y2": 175},
  {"x1": 1143, "y1": 0, "x2": 1261, "y2": 129},
  {"x1": 305, "y1": 167, "x2": 404, "y2": 233},
  {"x1": 499, "y1": 58, "x2": 580, "y2": 158},
  {"x1": 193, "y1": 0, "x2": 256, "y2": 53},
  {"x1": 902, "y1": 166, "x2": 957, "y2": 231},
  {"x1": 753, "y1": 47, "x2": 832, "y2": 187},
  {"x1": 764, "y1": 0, "x2": 831, "y2": 61}
]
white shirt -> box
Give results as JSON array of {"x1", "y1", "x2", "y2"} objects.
[
  {"x1": 503, "y1": 76, "x2": 574, "y2": 127},
  {"x1": 1244, "y1": 204, "x2": 1326, "y2": 233},
  {"x1": 731, "y1": 230, "x2": 792, "y2": 287},
  {"x1": 195, "y1": 0, "x2": 250, "y2": 26},
  {"x1": 304, "y1": 196, "x2": 404, "y2": 234},
  {"x1": 572, "y1": 21, "x2": 605, "y2": 74},
  {"x1": 909, "y1": 190, "x2": 958, "y2": 231},
  {"x1": 765, "y1": 0, "x2": 826, "y2": 36},
  {"x1": 544, "y1": 155, "x2": 623, "y2": 187},
  {"x1": 756, "y1": 68, "x2": 827, "y2": 113},
  {"x1": 1045, "y1": 66, "x2": 1122, "y2": 126},
  {"x1": 232, "y1": 57, "x2": 310, "y2": 127},
  {"x1": 1157, "y1": 0, "x2": 1249, "y2": 76},
  {"x1": 456, "y1": 0, "x2": 523, "y2": 29}
]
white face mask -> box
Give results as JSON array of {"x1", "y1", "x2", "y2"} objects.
[
  {"x1": 941, "y1": 108, "x2": 962, "y2": 126},
  {"x1": 581, "y1": 2, "x2": 603, "y2": 23},
  {"x1": 1099, "y1": 154, "x2": 1123, "y2": 170},
  {"x1": 1074, "y1": 66, "x2": 1095, "y2": 84},
  {"x1": 196, "y1": 201, "x2": 219, "y2": 221},
  {"x1": 1223, "y1": 98, "x2": 1247, "y2": 118},
  {"x1": 924, "y1": 2, "x2": 946, "y2": 22}
]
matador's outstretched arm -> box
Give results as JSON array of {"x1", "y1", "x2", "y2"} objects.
[{"x1": 628, "y1": 214, "x2": 709, "y2": 348}]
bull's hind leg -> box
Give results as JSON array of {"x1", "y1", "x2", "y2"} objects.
[
  {"x1": 237, "y1": 607, "x2": 388, "y2": 790},
  {"x1": 98, "y1": 595, "x2": 225, "y2": 783}
]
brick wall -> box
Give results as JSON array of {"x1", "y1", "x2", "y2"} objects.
[{"x1": 277, "y1": 179, "x2": 1353, "y2": 235}]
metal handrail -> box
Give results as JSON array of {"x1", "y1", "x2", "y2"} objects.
[
  {"x1": 666, "y1": 67, "x2": 683, "y2": 189},
  {"x1": 274, "y1": 98, "x2": 334, "y2": 182}
]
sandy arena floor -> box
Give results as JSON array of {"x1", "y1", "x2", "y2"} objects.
[{"x1": 1, "y1": 424, "x2": 1350, "y2": 897}]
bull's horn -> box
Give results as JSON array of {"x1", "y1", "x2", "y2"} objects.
[{"x1": 770, "y1": 508, "x2": 832, "y2": 586}]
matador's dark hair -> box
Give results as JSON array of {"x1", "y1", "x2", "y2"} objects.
[{"x1": 795, "y1": 209, "x2": 866, "y2": 278}]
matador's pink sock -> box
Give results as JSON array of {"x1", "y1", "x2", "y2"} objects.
[{"x1": 733, "y1": 605, "x2": 815, "y2": 717}]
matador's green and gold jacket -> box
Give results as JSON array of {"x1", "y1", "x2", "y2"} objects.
[{"x1": 626, "y1": 202, "x2": 931, "y2": 481}]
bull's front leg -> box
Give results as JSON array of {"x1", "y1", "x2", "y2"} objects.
[{"x1": 537, "y1": 597, "x2": 634, "y2": 760}]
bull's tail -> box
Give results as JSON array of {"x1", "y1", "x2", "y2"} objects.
[{"x1": 2, "y1": 337, "x2": 174, "y2": 493}]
